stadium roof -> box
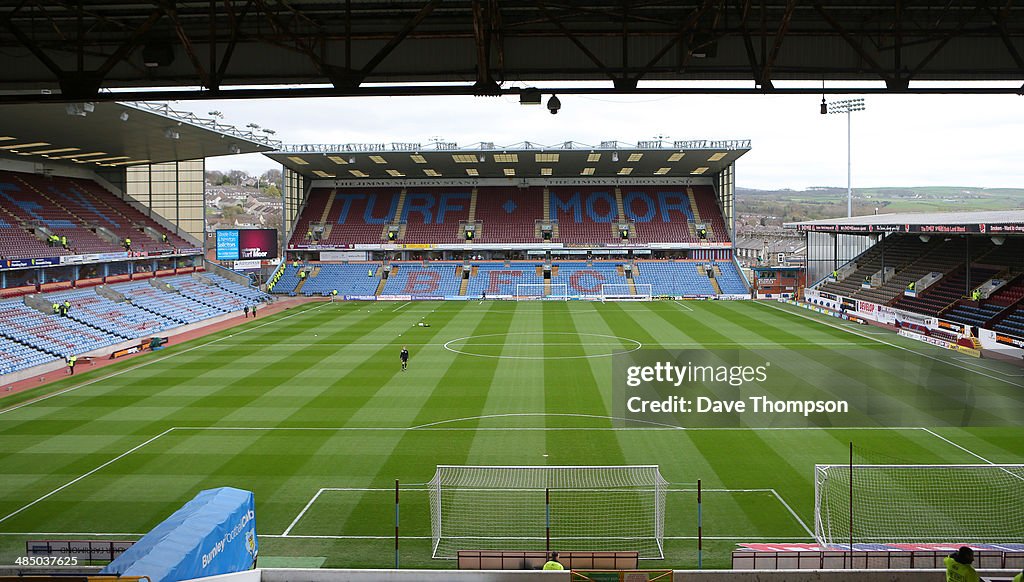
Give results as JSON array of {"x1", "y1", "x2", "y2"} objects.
[
  {"x1": 2, "y1": 2, "x2": 1024, "y2": 102},
  {"x1": 786, "y1": 211, "x2": 1024, "y2": 235},
  {"x1": 0, "y1": 101, "x2": 277, "y2": 168},
  {"x1": 267, "y1": 139, "x2": 749, "y2": 179}
]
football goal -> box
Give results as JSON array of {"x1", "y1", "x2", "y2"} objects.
[
  {"x1": 515, "y1": 284, "x2": 569, "y2": 300},
  {"x1": 428, "y1": 465, "x2": 668, "y2": 559},
  {"x1": 600, "y1": 284, "x2": 653, "y2": 302},
  {"x1": 814, "y1": 463, "x2": 1024, "y2": 548}
]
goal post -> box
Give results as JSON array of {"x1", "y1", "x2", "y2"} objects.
[
  {"x1": 600, "y1": 284, "x2": 653, "y2": 302},
  {"x1": 813, "y1": 463, "x2": 1024, "y2": 548},
  {"x1": 515, "y1": 283, "x2": 569, "y2": 300},
  {"x1": 428, "y1": 465, "x2": 668, "y2": 559}
]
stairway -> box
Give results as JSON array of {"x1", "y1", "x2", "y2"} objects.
[
  {"x1": 392, "y1": 189, "x2": 408, "y2": 222},
  {"x1": 626, "y1": 268, "x2": 637, "y2": 295},
  {"x1": 686, "y1": 187, "x2": 702, "y2": 238},
  {"x1": 318, "y1": 189, "x2": 337, "y2": 223},
  {"x1": 459, "y1": 276, "x2": 469, "y2": 296},
  {"x1": 294, "y1": 273, "x2": 308, "y2": 293},
  {"x1": 614, "y1": 187, "x2": 626, "y2": 221},
  {"x1": 468, "y1": 188, "x2": 478, "y2": 222},
  {"x1": 708, "y1": 266, "x2": 722, "y2": 294},
  {"x1": 543, "y1": 188, "x2": 551, "y2": 221}
]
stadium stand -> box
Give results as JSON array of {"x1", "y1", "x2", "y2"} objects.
[
  {"x1": 300, "y1": 263, "x2": 381, "y2": 296},
  {"x1": 473, "y1": 188, "x2": 542, "y2": 243},
  {"x1": 381, "y1": 263, "x2": 460, "y2": 296},
  {"x1": 549, "y1": 187, "x2": 620, "y2": 244},
  {"x1": 550, "y1": 262, "x2": 627, "y2": 294},
  {"x1": 466, "y1": 263, "x2": 545, "y2": 295},
  {"x1": 893, "y1": 266, "x2": 1001, "y2": 316},
  {"x1": 633, "y1": 261, "x2": 716, "y2": 296},
  {"x1": 118, "y1": 280, "x2": 233, "y2": 324},
  {"x1": 0, "y1": 335, "x2": 54, "y2": 376},
  {"x1": 0, "y1": 170, "x2": 190, "y2": 256},
  {"x1": 715, "y1": 261, "x2": 748, "y2": 294},
  {"x1": 44, "y1": 288, "x2": 178, "y2": 337},
  {"x1": 400, "y1": 189, "x2": 471, "y2": 244},
  {"x1": 0, "y1": 300, "x2": 126, "y2": 356}
]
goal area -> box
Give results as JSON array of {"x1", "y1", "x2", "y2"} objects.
[
  {"x1": 814, "y1": 464, "x2": 1024, "y2": 548},
  {"x1": 428, "y1": 465, "x2": 668, "y2": 559},
  {"x1": 600, "y1": 284, "x2": 652, "y2": 302},
  {"x1": 515, "y1": 283, "x2": 569, "y2": 300}
]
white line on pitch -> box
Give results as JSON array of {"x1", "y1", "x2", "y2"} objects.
[
  {"x1": 770, "y1": 488, "x2": 814, "y2": 538},
  {"x1": 672, "y1": 300, "x2": 694, "y2": 312},
  {"x1": 392, "y1": 302, "x2": 412, "y2": 312},
  {"x1": 0, "y1": 302, "x2": 328, "y2": 416},
  {"x1": 757, "y1": 301, "x2": 1024, "y2": 387},
  {"x1": 917, "y1": 430, "x2": 995, "y2": 465},
  {"x1": 282, "y1": 488, "x2": 325, "y2": 536},
  {"x1": 0, "y1": 427, "x2": 176, "y2": 525}
]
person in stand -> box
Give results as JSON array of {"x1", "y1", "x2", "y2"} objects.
[
  {"x1": 161, "y1": 233, "x2": 168, "y2": 243},
  {"x1": 66, "y1": 354, "x2": 77, "y2": 376},
  {"x1": 542, "y1": 552, "x2": 564, "y2": 571},
  {"x1": 944, "y1": 546, "x2": 979, "y2": 582},
  {"x1": 62, "y1": 300, "x2": 71, "y2": 317},
  {"x1": 331, "y1": 289, "x2": 338, "y2": 302},
  {"x1": 368, "y1": 267, "x2": 374, "y2": 277},
  {"x1": 123, "y1": 237, "x2": 132, "y2": 251},
  {"x1": 52, "y1": 302, "x2": 60, "y2": 315},
  {"x1": 399, "y1": 346, "x2": 409, "y2": 372},
  {"x1": 907, "y1": 281, "x2": 915, "y2": 291},
  {"x1": 243, "y1": 305, "x2": 250, "y2": 318},
  {"x1": 61, "y1": 235, "x2": 68, "y2": 249}
]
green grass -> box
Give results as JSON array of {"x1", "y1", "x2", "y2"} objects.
[{"x1": 0, "y1": 300, "x2": 1021, "y2": 569}]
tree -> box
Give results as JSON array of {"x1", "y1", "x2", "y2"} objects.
[
  {"x1": 260, "y1": 169, "x2": 282, "y2": 185},
  {"x1": 228, "y1": 170, "x2": 248, "y2": 185}
]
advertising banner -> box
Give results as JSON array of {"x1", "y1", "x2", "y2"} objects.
[
  {"x1": 217, "y1": 229, "x2": 278, "y2": 260},
  {"x1": 233, "y1": 260, "x2": 262, "y2": 271},
  {"x1": 216, "y1": 230, "x2": 240, "y2": 261},
  {"x1": 100, "y1": 487, "x2": 257, "y2": 582}
]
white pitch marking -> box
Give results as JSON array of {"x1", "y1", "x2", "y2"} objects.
[
  {"x1": 672, "y1": 300, "x2": 694, "y2": 312},
  {"x1": 0, "y1": 427, "x2": 176, "y2": 525},
  {"x1": 392, "y1": 301, "x2": 412, "y2": 312},
  {"x1": 282, "y1": 488, "x2": 325, "y2": 536},
  {"x1": 770, "y1": 488, "x2": 815, "y2": 538},
  {"x1": 920, "y1": 428, "x2": 996, "y2": 465}
]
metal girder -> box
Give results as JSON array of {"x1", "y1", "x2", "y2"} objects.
[{"x1": 1, "y1": 1, "x2": 1024, "y2": 100}]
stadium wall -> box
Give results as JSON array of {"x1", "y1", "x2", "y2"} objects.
[{"x1": 801, "y1": 288, "x2": 1024, "y2": 359}]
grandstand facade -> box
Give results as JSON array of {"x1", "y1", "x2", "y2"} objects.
[{"x1": 267, "y1": 140, "x2": 751, "y2": 300}]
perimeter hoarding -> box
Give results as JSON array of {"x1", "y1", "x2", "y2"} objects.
[{"x1": 216, "y1": 229, "x2": 278, "y2": 261}]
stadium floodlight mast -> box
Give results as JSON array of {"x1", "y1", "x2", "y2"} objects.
[{"x1": 821, "y1": 97, "x2": 866, "y2": 217}]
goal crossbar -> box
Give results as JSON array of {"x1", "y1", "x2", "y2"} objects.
[{"x1": 429, "y1": 465, "x2": 668, "y2": 559}]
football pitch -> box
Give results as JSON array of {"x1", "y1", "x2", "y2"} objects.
[{"x1": 1, "y1": 299, "x2": 1022, "y2": 569}]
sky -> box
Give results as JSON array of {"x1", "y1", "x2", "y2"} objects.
[{"x1": 174, "y1": 82, "x2": 1024, "y2": 190}]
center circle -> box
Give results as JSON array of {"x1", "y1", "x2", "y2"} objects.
[{"x1": 443, "y1": 332, "x2": 643, "y2": 360}]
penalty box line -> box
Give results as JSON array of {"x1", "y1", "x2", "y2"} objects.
[{"x1": 280, "y1": 486, "x2": 812, "y2": 539}]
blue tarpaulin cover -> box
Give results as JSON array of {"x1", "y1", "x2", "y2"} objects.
[{"x1": 101, "y1": 487, "x2": 258, "y2": 582}]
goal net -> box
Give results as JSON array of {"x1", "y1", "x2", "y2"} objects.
[
  {"x1": 600, "y1": 284, "x2": 653, "y2": 302},
  {"x1": 814, "y1": 464, "x2": 1024, "y2": 548},
  {"x1": 515, "y1": 283, "x2": 569, "y2": 300},
  {"x1": 428, "y1": 465, "x2": 668, "y2": 559}
]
